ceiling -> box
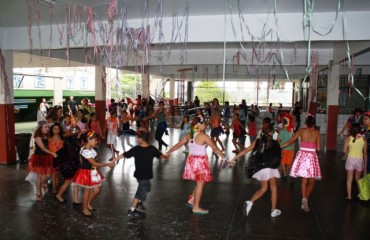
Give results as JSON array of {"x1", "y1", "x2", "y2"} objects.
[
  {"x1": 1, "y1": 0, "x2": 370, "y2": 28},
  {"x1": 2, "y1": 0, "x2": 370, "y2": 80}
]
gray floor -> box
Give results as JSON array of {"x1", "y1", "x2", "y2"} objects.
[{"x1": 1, "y1": 123, "x2": 369, "y2": 239}]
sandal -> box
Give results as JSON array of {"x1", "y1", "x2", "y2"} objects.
[
  {"x1": 55, "y1": 196, "x2": 67, "y2": 204},
  {"x1": 192, "y1": 209, "x2": 209, "y2": 215},
  {"x1": 42, "y1": 184, "x2": 48, "y2": 193}
]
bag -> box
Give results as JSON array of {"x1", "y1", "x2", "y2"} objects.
[
  {"x1": 91, "y1": 169, "x2": 102, "y2": 183},
  {"x1": 358, "y1": 174, "x2": 370, "y2": 201},
  {"x1": 25, "y1": 172, "x2": 37, "y2": 185},
  {"x1": 244, "y1": 139, "x2": 282, "y2": 178}
]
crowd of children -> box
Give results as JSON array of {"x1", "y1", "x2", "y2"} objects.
[{"x1": 25, "y1": 99, "x2": 369, "y2": 220}]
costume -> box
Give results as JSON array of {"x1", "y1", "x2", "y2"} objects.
[
  {"x1": 210, "y1": 116, "x2": 224, "y2": 138},
  {"x1": 278, "y1": 128, "x2": 294, "y2": 165},
  {"x1": 48, "y1": 138, "x2": 63, "y2": 169},
  {"x1": 57, "y1": 136, "x2": 81, "y2": 180},
  {"x1": 290, "y1": 142, "x2": 322, "y2": 179},
  {"x1": 106, "y1": 117, "x2": 118, "y2": 145},
  {"x1": 28, "y1": 138, "x2": 54, "y2": 175},
  {"x1": 72, "y1": 147, "x2": 105, "y2": 188},
  {"x1": 346, "y1": 136, "x2": 365, "y2": 171},
  {"x1": 183, "y1": 134, "x2": 212, "y2": 182},
  {"x1": 89, "y1": 120, "x2": 100, "y2": 137}
]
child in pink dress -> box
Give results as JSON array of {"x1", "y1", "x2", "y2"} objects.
[
  {"x1": 281, "y1": 115, "x2": 321, "y2": 212},
  {"x1": 166, "y1": 116, "x2": 226, "y2": 215}
]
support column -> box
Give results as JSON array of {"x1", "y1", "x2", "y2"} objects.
[
  {"x1": 0, "y1": 50, "x2": 16, "y2": 164},
  {"x1": 53, "y1": 77, "x2": 63, "y2": 106},
  {"x1": 326, "y1": 64, "x2": 340, "y2": 151},
  {"x1": 95, "y1": 66, "x2": 106, "y2": 133},
  {"x1": 141, "y1": 74, "x2": 149, "y2": 98},
  {"x1": 169, "y1": 78, "x2": 175, "y2": 99}
]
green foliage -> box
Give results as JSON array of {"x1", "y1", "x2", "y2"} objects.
[
  {"x1": 111, "y1": 74, "x2": 140, "y2": 99},
  {"x1": 194, "y1": 81, "x2": 229, "y2": 104}
]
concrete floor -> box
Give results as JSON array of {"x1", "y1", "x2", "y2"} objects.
[{"x1": 1, "y1": 124, "x2": 370, "y2": 239}]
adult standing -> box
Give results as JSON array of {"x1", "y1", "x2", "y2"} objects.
[
  {"x1": 67, "y1": 96, "x2": 78, "y2": 116},
  {"x1": 281, "y1": 116, "x2": 321, "y2": 212},
  {"x1": 239, "y1": 99, "x2": 248, "y2": 127},
  {"x1": 339, "y1": 108, "x2": 364, "y2": 137},
  {"x1": 194, "y1": 96, "x2": 200, "y2": 107},
  {"x1": 144, "y1": 101, "x2": 174, "y2": 151},
  {"x1": 38, "y1": 98, "x2": 50, "y2": 121},
  {"x1": 293, "y1": 102, "x2": 302, "y2": 133}
]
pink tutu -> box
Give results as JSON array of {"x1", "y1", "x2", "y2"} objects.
[
  {"x1": 183, "y1": 155, "x2": 212, "y2": 182},
  {"x1": 253, "y1": 168, "x2": 280, "y2": 181},
  {"x1": 72, "y1": 169, "x2": 105, "y2": 188},
  {"x1": 290, "y1": 150, "x2": 322, "y2": 179},
  {"x1": 28, "y1": 154, "x2": 54, "y2": 175}
]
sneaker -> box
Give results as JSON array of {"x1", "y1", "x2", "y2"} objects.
[
  {"x1": 127, "y1": 209, "x2": 143, "y2": 217},
  {"x1": 137, "y1": 202, "x2": 146, "y2": 211},
  {"x1": 243, "y1": 201, "x2": 253, "y2": 216},
  {"x1": 301, "y1": 198, "x2": 310, "y2": 212},
  {"x1": 271, "y1": 209, "x2": 282, "y2": 217}
]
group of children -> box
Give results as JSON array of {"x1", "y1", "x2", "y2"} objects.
[{"x1": 26, "y1": 99, "x2": 369, "y2": 220}]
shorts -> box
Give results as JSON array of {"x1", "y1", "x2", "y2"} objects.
[
  {"x1": 281, "y1": 150, "x2": 294, "y2": 165},
  {"x1": 134, "y1": 179, "x2": 151, "y2": 202},
  {"x1": 345, "y1": 157, "x2": 364, "y2": 171}
]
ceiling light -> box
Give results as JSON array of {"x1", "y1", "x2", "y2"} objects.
[{"x1": 38, "y1": 0, "x2": 56, "y2": 6}]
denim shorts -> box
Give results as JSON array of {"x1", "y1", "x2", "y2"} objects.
[{"x1": 134, "y1": 179, "x2": 151, "y2": 202}]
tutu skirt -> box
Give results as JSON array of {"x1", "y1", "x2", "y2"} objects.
[
  {"x1": 183, "y1": 155, "x2": 212, "y2": 182},
  {"x1": 107, "y1": 131, "x2": 117, "y2": 145},
  {"x1": 253, "y1": 168, "x2": 280, "y2": 181},
  {"x1": 28, "y1": 154, "x2": 54, "y2": 175},
  {"x1": 290, "y1": 150, "x2": 322, "y2": 179},
  {"x1": 72, "y1": 169, "x2": 105, "y2": 188}
]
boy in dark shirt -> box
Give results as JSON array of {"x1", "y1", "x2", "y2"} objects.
[{"x1": 115, "y1": 130, "x2": 168, "y2": 217}]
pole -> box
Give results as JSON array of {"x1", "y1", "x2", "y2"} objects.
[{"x1": 222, "y1": 0, "x2": 227, "y2": 103}]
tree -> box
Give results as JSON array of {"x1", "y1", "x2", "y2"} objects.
[
  {"x1": 111, "y1": 74, "x2": 141, "y2": 99},
  {"x1": 194, "y1": 81, "x2": 230, "y2": 104}
]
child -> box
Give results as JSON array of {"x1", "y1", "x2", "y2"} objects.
[
  {"x1": 179, "y1": 115, "x2": 191, "y2": 153},
  {"x1": 281, "y1": 116, "x2": 321, "y2": 212},
  {"x1": 166, "y1": 117, "x2": 226, "y2": 215},
  {"x1": 223, "y1": 101, "x2": 231, "y2": 134},
  {"x1": 74, "y1": 109, "x2": 88, "y2": 132},
  {"x1": 72, "y1": 131, "x2": 116, "y2": 216},
  {"x1": 277, "y1": 113, "x2": 295, "y2": 181},
  {"x1": 61, "y1": 115, "x2": 72, "y2": 131},
  {"x1": 343, "y1": 123, "x2": 367, "y2": 201},
  {"x1": 230, "y1": 126, "x2": 282, "y2": 218},
  {"x1": 231, "y1": 113, "x2": 245, "y2": 154},
  {"x1": 118, "y1": 111, "x2": 136, "y2": 151},
  {"x1": 48, "y1": 123, "x2": 64, "y2": 194},
  {"x1": 210, "y1": 109, "x2": 225, "y2": 152},
  {"x1": 247, "y1": 114, "x2": 257, "y2": 144},
  {"x1": 363, "y1": 112, "x2": 370, "y2": 174},
  {"x1": 114, "y1": 130, "x2": 168, "y2": 217},
  {"x1": 88, "y1": 113, "x2": 103, "y2": 140},
  {"x1": 28, "y1": 121, "x2": 57, "y2": 201},
  {"x1": 106, "y1": 111, "x2": 119, "y2": 159}
]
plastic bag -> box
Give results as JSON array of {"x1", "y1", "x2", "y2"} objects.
[
  {"x1": 25, "y1": 172, "x2": 37, "y2": 185},
  {"x1": 358, "y1": 174, "x2": 370, "y2": 201}
]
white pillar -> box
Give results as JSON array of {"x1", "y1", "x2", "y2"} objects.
[
  {"x1": 169, "y1": 78, "x2": 175, "y2": 99},
  {"x1": 327, "y1": 64, "x2": 340, "y2": 106},
  {"x1": 53, "y1": 77, "x2": 63, "y2": 106},
  {"x1": 142, "y1": 73, "x2": 150, "y2": 98}
]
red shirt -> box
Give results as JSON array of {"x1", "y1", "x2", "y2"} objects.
[{"x1": 248, "y1": 122, "x2": 257, "y2": 136}]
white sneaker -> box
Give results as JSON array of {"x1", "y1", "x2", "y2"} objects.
[
  {"x1": 301, "y1": 198, "x2": 310, "y2": 212},
  {"x1": 243, "y1": 201, "x2": 253, "y2": 216},
  {"x1": 271, "y1": 209, "x2": 282, "y2": 217}
]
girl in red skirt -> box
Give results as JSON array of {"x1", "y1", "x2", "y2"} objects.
[
  {"x1": 28, "y1": 121, "x2": 57, "y2": 201},
  {"x1": 166, "y1": 117, "x2": 225, "y2": 215},
  {"x1": 72, "y1": 131, "x2": 116, "y2": 216}
]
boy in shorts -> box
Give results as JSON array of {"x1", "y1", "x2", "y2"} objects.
[{"x1": 115, "y1": 130, "x2": 168, "y2": 217}]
